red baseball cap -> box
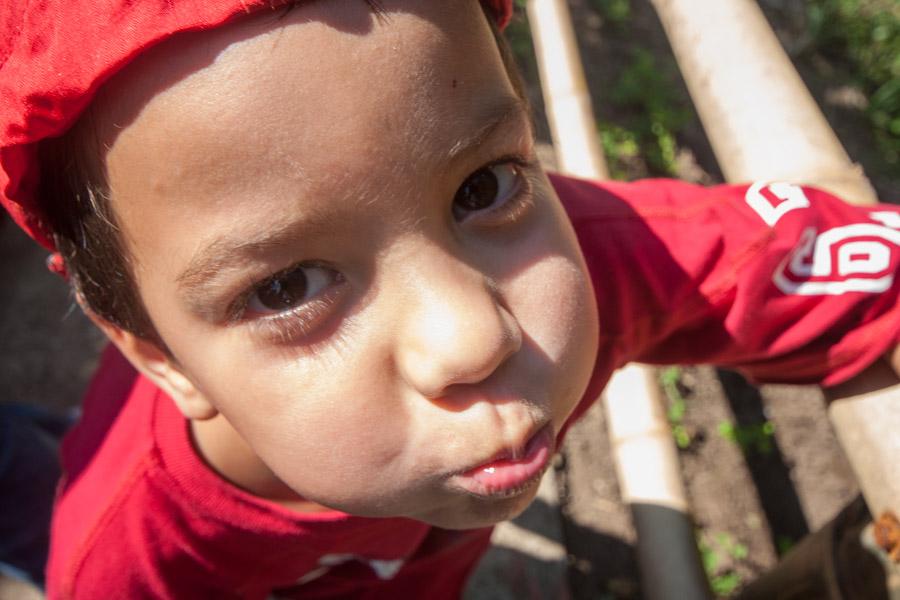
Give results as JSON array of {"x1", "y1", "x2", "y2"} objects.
[{"x1": 0, "y1": 0, "x2": 513, "y2": 251}]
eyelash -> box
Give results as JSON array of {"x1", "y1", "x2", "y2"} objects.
[{"x1": 250, "y1": 286, "x2": 344, "y2": 344}]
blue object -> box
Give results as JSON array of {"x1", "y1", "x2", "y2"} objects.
[{"x1": 0, "y1": 403, "x2": 74, "y2": 586}]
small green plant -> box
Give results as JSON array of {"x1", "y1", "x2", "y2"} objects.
[
  {"x1": 806, "y1": 0, "x2": 900, "y2": 164},
  {"x1": 715, "y1": 532, "x2": 749, "y2": 561},
  {"x1": 775, "y1": 535, "x2": 796, "y2": 557},
  {"x1": 698, "y1": 531, "x2": 749, "y2": 597},
  {"x1": 710, "y1": 572, "x2": 741, "y2": 597},
  {"x1": 604, "y1": 49, "x2": 692, "y2": 177},
  {"x1": 717, "y1": 420, "x2": 776, "y2": 455},
  {"x1": 659, "y1": 366, "x2": 692, "y2": 449},
  {"x1": 599, "y1": 124, "x2": 641, "y2": 180},
  {"x1": 588, "y1": 0, "x2": 631, "y2": 27},
  {"x1": 671, "y1": 423, "x2": 691, "y2": 450}
]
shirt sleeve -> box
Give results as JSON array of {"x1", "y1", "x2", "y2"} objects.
[{"x1": 552, "y1": 174, "x2": 900, "y2": 387}]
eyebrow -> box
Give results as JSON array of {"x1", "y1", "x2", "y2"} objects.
[
  {"x1": 176, "y1": 94, "x2": 531, "y2": 313},
  {"x1": 444, "y1": 94, "x2": 529, "y2": 163},
  {"x1": 176, "y1": 212, "x2": 340, "y2": 315}
]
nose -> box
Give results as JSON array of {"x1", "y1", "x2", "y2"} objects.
[{"x1": 394, "y1": 254, "x2": 522, "y2": 399}]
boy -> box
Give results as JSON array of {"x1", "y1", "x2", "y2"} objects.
[{"x1": 2, "y1": 0, "x2": 899, "y2": 597}]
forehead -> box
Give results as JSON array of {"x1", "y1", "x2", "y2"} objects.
[{"x1": 95, "y1": 1, "x2": 516, "y2": 221}]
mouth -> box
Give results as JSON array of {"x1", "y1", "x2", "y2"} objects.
[{"x1": 449, "y1": 423, "x2": 555, "y2": 499}]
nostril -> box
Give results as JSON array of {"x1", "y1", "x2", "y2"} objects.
[{"x1": 503, "y1": 307, "x2": 523, "y2": 353}]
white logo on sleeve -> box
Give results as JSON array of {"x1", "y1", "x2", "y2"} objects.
[
  {"x1": 774, "y1": 221, "x2": 900, "y2": 295},
  {"x1": 746, "y1": 182, "x2": 810, "y2": 227},
  {"x1": 870, "y1": 211, "x2": 900, "y2": 229},
  {"x1": 295, "y1": 554, "x2": 406, "y2": 586},
  {"x1": 744, "y1": 182, "x2": 900, "y2": 295}
]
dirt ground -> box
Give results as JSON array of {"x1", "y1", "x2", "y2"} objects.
[{"x1": 1, "y1": 0, "x2": 897, "y2": 598}]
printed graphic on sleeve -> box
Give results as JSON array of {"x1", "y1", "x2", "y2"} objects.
[
  {"x1": 870, "y1": 211, "x2": 900, "y2": 229},
  {"x1": 745, "y1": 182, "x2": 810, "y2": 227},
  {"x1": 773, "y1": 221, "x2": 900, "y2": 296},
  {"x1": 295, "y1": 554, "x2": 406, "y2": 586},
  {"x1": 744, "y1": 182, "x2": 900, "y2": 296}
]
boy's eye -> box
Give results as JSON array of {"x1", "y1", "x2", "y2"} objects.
[
  {"x1": 248, "y1": 265, "x2": 333, "y2": 315},
  {"x1": 453, "y1": 162, "x2": 522, "y2": 220}
]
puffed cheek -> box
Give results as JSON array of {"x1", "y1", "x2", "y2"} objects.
[{"x1": 506, "y1": 253, "x2": 597, "y2": 361}]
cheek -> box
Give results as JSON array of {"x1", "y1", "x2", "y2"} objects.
[
  {"x1": 503, "y1": 200, "x2": 598, "y2": 367},
  {"x1": 184, "y1": 338, "x2": 412, "y2": 493},
  {"x1": 502, "y1": 213, "x2": 599, "y2": 419},
  {"x1": 511, "y1": 255, "x2": 594, "y2": 356}
]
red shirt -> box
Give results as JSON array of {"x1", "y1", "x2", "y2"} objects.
[{"x1": 47, "y1": 176, "x2": 900, "y2": 598}]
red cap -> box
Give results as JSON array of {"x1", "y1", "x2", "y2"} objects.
[{"x1": 0, "y1": 0, "x2": 513, "y2": 251}]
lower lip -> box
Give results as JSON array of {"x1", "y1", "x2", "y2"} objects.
[{"x1": 453, "y1": 425, "x2": 554, "y2": 498}]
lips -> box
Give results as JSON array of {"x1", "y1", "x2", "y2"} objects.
[{"x1": 451, "y1": 423, "x2": 554, "y2": 498}]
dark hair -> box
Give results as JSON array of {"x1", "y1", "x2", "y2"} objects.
[
  {"x1": 39, "y1": 5, "x2": 527, "y2": 342},
  {"x1": 40, "y1": 112, "x2": 160, "y2": 340}
]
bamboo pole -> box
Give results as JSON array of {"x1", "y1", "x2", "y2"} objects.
[
  {"x1": 527, "y1": 0, "x2": 608, "y2": 180},
  {"x1": 527, "y1": 2, "x2": 711, "y2": 598},
  {"x1": 604, "y1": 365, "x2": 711, "y2": 600},
  {"x1": 649, "y1": 0, "x2": 900, "y2": 591},
  {"x1": 825, "y1": 362, "x2": 900, "y2": 525},
  {"x1": 648, "y1": 0, "x2": 877, "y2": 205}
]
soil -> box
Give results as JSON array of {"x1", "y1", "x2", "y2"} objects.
[
  {"x1": 1, "y1": 0, "x2": 896, "y2": 598},
  {"x1": 556, "y1": 368, "x2": 861, "y2": 599}
]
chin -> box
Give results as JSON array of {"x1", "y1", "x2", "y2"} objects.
[{"x1": 423, "y1": 484, "x2": 540, "y2": 530}]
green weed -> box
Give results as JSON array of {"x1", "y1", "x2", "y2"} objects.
[
  {"x1": 717, "y1": 421, "x2": 776, "y2": 455},
  {"x1": 806, "y1": 0, "x2": 900, "y2": 163},
  {"x1": 698, "y1": 531, "x2": 749, "y2": 597},
  {"x1": 670, "y1": 423, "x2": 691, "y2": 450},
  {"x1": 776, "y1": 535, "x2": 796, "y2": 557},
  {"x1": 604, "y1": 49, "x2": 692, "y2": 177},
  {"x1": 659, "y1": 366, "x2": 692, "y2": 449},
  {"x1": 599, "y1": 124, "x2": 641, "y2": 180},
  {"x1": 588, "y1": 0, "x2": 631, "y2": 27}
]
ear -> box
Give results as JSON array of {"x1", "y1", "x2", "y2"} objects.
[
  {"x1": 889, "y1": 345, "x2": 900, "y2": 381},
  {"x1": 87, "y1": 312, "x2": 219, "y2": 421}
]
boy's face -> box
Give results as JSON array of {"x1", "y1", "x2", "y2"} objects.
[{"x1": 95, "y1": 0, "x2": 599, "y2": 529}]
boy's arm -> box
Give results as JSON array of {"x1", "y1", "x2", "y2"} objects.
[{"x1": 552, "y1": 174, "x2": 900, "y2": 387}]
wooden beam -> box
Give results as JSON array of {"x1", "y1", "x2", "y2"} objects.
[
  {"x1": 649, "y1": 0, "x2": 900, "y2": 588},
  {"x1": 527, "y1": 0, "x2": 609, "y2": 180},
  {"x1": 649, "y1": 0, "x2": 877, "y2": 204},
  {"x1": 527, "y1": 2, "x2": 711, "y2": 598}
]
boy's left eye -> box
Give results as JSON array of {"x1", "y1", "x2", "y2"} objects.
[{"x1": 452, "y1": 162, "x2": 522, "y2": 221}]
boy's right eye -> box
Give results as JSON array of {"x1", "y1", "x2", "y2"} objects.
[
  {"x1": 247, "y1": 265, "x2": 334, "y2": 315},
  {"x1": 237, "y1": 263, "x2": 348, "y2": 344}
]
